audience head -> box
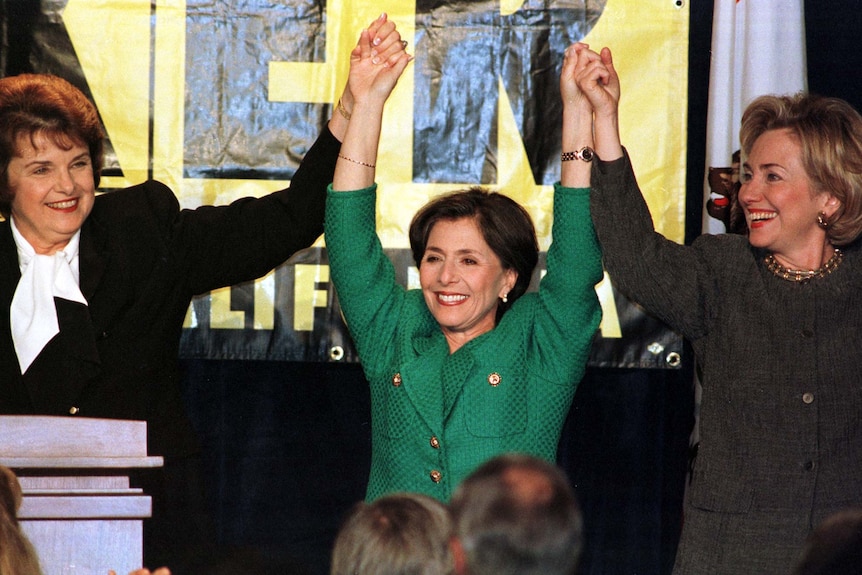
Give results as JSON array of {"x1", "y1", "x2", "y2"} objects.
[
  {"x1": 740, "y1": 93, "x2": 862, "y2": 246},
  {"x1": 791, "y1": 508, "x2": 862, "y2": 575},
  {"x1": 0, "y1": 73, "x2": 104, "y2": 218},
  {"x1": 408, "y1": 187, "x2": 539, "y2": 323},
  {"x1": 449, "y1": 453, "x2": 582, "y2": 575},
  {"x1": 330, "y1": 492, "x2": 453, "y2": 575},
  {"x1": 0, "y1": 465, "x2": 43, "y2": 575}
]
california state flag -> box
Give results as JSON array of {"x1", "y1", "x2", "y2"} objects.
[{"x1": 703, "y1": 0, "x2": 807, "y2": 235}]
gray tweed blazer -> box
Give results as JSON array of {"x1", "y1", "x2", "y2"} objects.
[{"x1": 591, "y1": 152, "x2": 862, "y2": 575}]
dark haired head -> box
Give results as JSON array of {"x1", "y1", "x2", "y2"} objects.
[{"x1": 408, "y1": 187, "x2": 539, "y2": 321}]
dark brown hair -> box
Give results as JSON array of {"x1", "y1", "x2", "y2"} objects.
[{"x1": 408, "y1": 187, "x2": 539, "y2": 320}]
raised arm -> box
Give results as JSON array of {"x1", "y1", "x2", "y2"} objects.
[
  {"x1": 331, "y1": 15, "x2": 411, "y2": 191},
  {"x1": 574, "y1": 45, "x2": 622, "y2": 161},
  {"x1": 326, "y1": 13, "x2": 408, "y2": 144},
  {"x1": 581, "y1": 46, "x2": 713, "y2": 339},
  {"x1": 528, "y1": 43, "x2": 604, "y2": 382},
  {"x1": 559, "y1": 43, "x2": 597, "y2": 188}
]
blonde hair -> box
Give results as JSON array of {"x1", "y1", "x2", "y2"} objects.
[
  {"x1": 330, "y1": 493, "x2": 453, "y2": 575},
  {"x1": 0, "y1": 466, "x2": 43, "y2": 575},
  {"x1": 740, "y1": 93, "x2": 862, "y2": 245}
]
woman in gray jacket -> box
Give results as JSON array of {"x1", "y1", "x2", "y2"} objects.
[{"x1": 574, "y1": 43, "x2": 862, "y2": 575}]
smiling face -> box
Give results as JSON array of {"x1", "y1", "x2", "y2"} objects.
[
  {"x1": 7, "y1": 131, "x2": 95, "y2": 254},
  {"x1": 739, "y1": 128, "x2": 839, "y2": 269},
  {"x1": 419, "y1": 217, "x2": 517, "y2": 352}
]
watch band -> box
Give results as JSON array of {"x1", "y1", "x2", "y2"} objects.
[{"x1": 561, "y1": 146, "x2": 595, "y2": 162}]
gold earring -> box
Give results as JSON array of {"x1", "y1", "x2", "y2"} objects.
[{"x1": 817, "y1": 211, "x2": 830, "y2": 230}]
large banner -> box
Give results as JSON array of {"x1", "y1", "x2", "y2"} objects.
[{"x1": 5, "y1": 0, "x2": 689, "y2": 368}]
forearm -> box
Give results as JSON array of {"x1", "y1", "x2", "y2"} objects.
[
  {"x1": 331, "y1": 99, "x2": 384, "y2": 191},
  {"x1": 560, "y1": 105, "x2": 594, "y2": 188},
  {"x1": 331, "y1": 18, "x2": 409, "y2": 192}
]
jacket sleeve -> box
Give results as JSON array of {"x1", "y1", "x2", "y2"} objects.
[
  {"x1": 526, "y1": 184, "x2": 603, "y2": 384},
  {"x1": 590, "y1": 149, "x2": 715, "y2": 339},
  {"x1": 324, "y1": 185, "x2": 414, "y2": 375},
  {"x1": 166, "y1": 126, "x2": 342, "y2": 294}
]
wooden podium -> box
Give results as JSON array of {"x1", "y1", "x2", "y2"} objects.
[{"x1": 0, "y1": 416, "x2": 163, "y2": 575}]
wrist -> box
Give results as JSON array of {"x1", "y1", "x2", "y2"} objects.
[{"x1": 336, "y1": 98, "x2": 352, "y2": 120}]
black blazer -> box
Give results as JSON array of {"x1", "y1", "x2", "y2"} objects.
[{"x1": 0, "y1": 128, "x2": 340, "y2": 457}]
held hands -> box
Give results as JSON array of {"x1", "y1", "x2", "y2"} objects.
[
  {"x1": 572, "y1": 45, "x2": 620, "y2": 119},
  {"x1": 331, "y1": 14, "x2": 410, "y2": 191},
  {"x1": 562, "y1": 43, "x2": 623, "y2": 161},
  {"x1": 560, "y1": 43, "x2": 593, "y2": 115}
]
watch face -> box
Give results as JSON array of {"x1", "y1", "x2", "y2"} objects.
[{"x1": 580, "y1": 147, "x2": 594, "y2": 162}]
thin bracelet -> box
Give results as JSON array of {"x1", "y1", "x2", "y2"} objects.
[
  {"x1": 338, "y1": 153, "x2": 375, "y2": 168},
  {"x1": 336, "y1": 98, "x2": 352, "y2": 121}
]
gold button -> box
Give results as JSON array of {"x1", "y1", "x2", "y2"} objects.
[
  {"x1": 802, "y1": 392, "x2": 814, "y2": 404},
  {"x1": 430, "y1": 436, "x2": 440, "y2": 449},
  {"x1": 488, "y1": 372, "x2": 501, "y2": 387},
  {"x1": 392, "y1": 373, "x2": 402, "y2": 387},
  {"x1": 430, "y1": 470, "x2": 442, "y2": 483},
  {"x1": 69, "y1": 406, "x2": 79, "y2": 415}
]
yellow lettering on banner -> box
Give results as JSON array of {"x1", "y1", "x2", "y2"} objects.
[
  {"x1": 294, "y1": 265, "x2": 330, "y2": 332},
  {"x1": 152, "y1": 0, "x2": 188, "y2": 194},
  {"x1": 208, "y1": 273, "x2": 277, "y2": 330},
  {"x1": 583, "y1": 0, "x2": 688, "y2": 243},
  {"x1": 596, "y1": 272, "x2": 622, "y2": 339},
  {"x1": 63, "y1": 0, "x2": 152, "y2": 186},
  {"x1": 254, "y1": 270, "x2": 276, "y2": 330},
  {"x1": 64, "y1": 0, "x2": 686, "y2": 343},
  {"x1": 183, "y1": 301, "x2": 197, "y2": 328},
  {"x1": 179, "y1": 272, "x2": 274, "y2": 329},
  {"x1": 210, "y1": 287, "x2": 244, "y2": 330},
  {"x1": 500, "y1": 0, "x2": 526, "y2": 17},
  {"x1": 269, "y1": 0, "x2": 416, "y2": 189}
]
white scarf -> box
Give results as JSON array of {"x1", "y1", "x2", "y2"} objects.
[{"x1": 9, "y1": 219, "x2": 88, "y2": 374}]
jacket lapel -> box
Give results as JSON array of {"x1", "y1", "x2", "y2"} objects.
[
  {"x1": 79, "y1": 217, "x2": 107, "y2": 301},
  {"x1": 0, "y1": 220, "x2": 102, "y2": 412},
  {"x1": 0, "y1": 222, "x2": 25, "y2": 400}
]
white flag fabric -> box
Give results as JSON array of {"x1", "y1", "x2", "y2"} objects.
[{"x1": 703, "y1": 0, "x2": 807, "y2": 235}]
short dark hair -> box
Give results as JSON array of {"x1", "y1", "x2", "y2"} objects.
[
  {"x1": 450, "y1": 453, "x2": 583, "y2": 575},
  {"x1": 0, "y1": 74, "x2": 104, "y2": 218},
  {"x1": 740, "y1": 93, "x2": 862, "y2": 246},
  {"x1": 330, "y1": 492, "x2": 453, "y2": 575},
  {"x1": 408, "y1": 187, "x2": 539, "y2": 319}
]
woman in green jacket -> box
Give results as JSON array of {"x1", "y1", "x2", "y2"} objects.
[{"x1": 325, "y1": 39, "x2": 602, "y2": 501}]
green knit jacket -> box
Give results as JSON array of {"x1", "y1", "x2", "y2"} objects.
[{"x1": 325, "y1": 183, "x2": 602, "y2": 501}]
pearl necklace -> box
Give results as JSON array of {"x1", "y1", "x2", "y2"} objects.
[{"x1": 764, "y1": 248, "x2": 844, "y2": 282}]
